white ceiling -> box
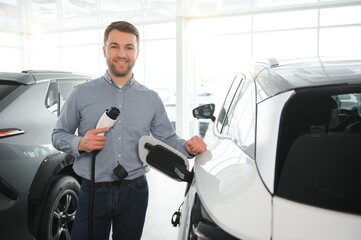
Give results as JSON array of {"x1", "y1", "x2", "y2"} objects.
[
  {"x1": 0, "y1": 0, "x2": 360, "y2": 33},
  {"x1": 0, "y1": 0, "x2": 177, "y2": 32}
]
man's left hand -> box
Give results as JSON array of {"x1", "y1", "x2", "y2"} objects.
[{"x1": 185, "y1": 135, "x2": 207, "y2": 156}]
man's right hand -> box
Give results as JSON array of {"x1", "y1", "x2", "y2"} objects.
[{"x1": 78, "y1": 127, "x2": 109, "y2": 153}]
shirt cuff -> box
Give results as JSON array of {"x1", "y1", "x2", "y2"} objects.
[
  {"x1": 71, "y1": 136, "x2": 83, "y2": 157},
  {"x1": 186, "y1": 151, "x2": 196, "y2": 158}
]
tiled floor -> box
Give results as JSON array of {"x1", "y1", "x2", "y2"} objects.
[{"x1": 141, "y1": 168, "x2": 187, "y2": 240}]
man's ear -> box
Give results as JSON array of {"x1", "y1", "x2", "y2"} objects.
[
  {"x1": 136, "y1": 48, "x2": 140, "y2": 59},
  {"x1": 102, "y1": 46, "x2": 106, "y2": 57}
]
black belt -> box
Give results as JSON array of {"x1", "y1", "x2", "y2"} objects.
[
  {"x1": 83, "y1": 175, "x2": 145, "y2": 189},
  {"x1": 83, "y1": 179, "x2": 125, "y2": 188}
]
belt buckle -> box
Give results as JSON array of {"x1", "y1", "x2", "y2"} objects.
[{"x1": 108, "y1": 180, "x2": 122, "y2": 188}]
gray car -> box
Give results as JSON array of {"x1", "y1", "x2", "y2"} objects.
[{"x1": 0, "y1": 70, "x2": 92, "y2": 240}]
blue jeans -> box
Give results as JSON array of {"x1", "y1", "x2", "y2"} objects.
[{"x1": 71, "y1": 175, "x2": 149, "y2": 240}]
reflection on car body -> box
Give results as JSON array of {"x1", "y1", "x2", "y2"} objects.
[{"x1": 145, "y1": 58, "x2": 361, "y2": 240}]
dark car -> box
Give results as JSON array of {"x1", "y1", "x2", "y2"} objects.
[{"x1": 0, "y1": 70, "x2": 92, "y2": 240}]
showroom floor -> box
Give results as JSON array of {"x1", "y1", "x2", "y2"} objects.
[{"x1": 141, "y1": 168, "x2": 187, "y2": 240}]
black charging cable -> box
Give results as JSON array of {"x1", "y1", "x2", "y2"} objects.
[
  {"x1": 87, "y1": 107, "x2": 120, "y2": 240},
  {"x1": 89, "y1": 150, "x2": 99, "y2": 240}
]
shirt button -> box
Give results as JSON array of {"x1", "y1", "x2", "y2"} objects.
[
  {"x1": 118, "y1": 153, "x2": 121, "y2": 157},
  {"x1": 118, "y1": 120, "x2": 121, "y2": 124},
  {"x1": 118, "y1": 137, "x2": 121, "y2": 140}
]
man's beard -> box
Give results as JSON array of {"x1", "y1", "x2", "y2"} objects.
[
  {"x1": 108, "y1": 59, "x2": 135, "y2": 77},
  {"x1": 110, "y1": 65, "x2": 131, "y2": 77}
]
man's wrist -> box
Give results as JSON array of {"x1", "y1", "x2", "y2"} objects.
[
  {"x1": 187, "y1": 151, "x2": 196, "y2": 157},
  {"x1": 78, "y1": 138, "x2": 84, "y2": 151},
  {"x1": 75, "y1": 136, "x2": 86, "y2": 155}
]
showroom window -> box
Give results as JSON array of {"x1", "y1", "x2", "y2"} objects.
[
  {"x1": 1, "y1": 0, "x2": 361, "y2": 138},
  {"x1": 0, "y1": 32, "x2": 21, "y2": 72},
  {"x1": 186, "y1": 3, "x2": 361, "y2": 137}
]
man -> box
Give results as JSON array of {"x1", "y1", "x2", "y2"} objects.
[{"x1": 52, "y1": 21, "x2": 206, "y2": 240}]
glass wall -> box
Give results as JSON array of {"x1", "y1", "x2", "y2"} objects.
[
  {"x1": 0, "y1": 32, "x2": 21, "y2": 72},
  {"x1": 185, "y1": 2, "x2": 361, "y2": 137},
  {"x1": 0, "y1": 0, "x2": 361, "y2": 137}
]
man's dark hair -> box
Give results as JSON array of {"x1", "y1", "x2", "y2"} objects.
[{"x1": 104, "y1": 21, "x2": 139, "y2": 46}]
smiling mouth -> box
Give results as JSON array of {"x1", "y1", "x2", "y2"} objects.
[{"x1": 115, "y1": 58, "x2": 128, "y2": 64}]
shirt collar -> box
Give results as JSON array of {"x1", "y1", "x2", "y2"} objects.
[{"x1": 103, "y1": 71, "x2": 135, "y2": 90}]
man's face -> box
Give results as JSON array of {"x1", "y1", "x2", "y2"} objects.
[{"x1": 103, "y1": 30, "x2": 139, "y2": 79}]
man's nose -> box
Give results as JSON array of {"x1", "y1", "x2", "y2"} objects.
[{"x1": 117, "y1": 48, "x2": 126, "y2": 57}]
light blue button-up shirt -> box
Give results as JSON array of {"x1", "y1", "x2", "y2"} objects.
[{"x1": 52, "y1": 72, "x2": 191, "y2": 182}]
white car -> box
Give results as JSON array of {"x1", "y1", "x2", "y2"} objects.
[{"x1": 141, "y1": 58, "x2": 361, "y2": 240}]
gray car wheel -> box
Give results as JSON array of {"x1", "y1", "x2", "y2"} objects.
[{"x1": 38, "y1": 175, "x2": 80, "y2": 240}]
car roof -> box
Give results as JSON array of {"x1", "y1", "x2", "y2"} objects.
[
  {"x1": 252, "y1": 58, "x2": 361, "y2": 98},
  {"x1": 0, "y1": 70, "x2": 92, "y2": 85}
]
